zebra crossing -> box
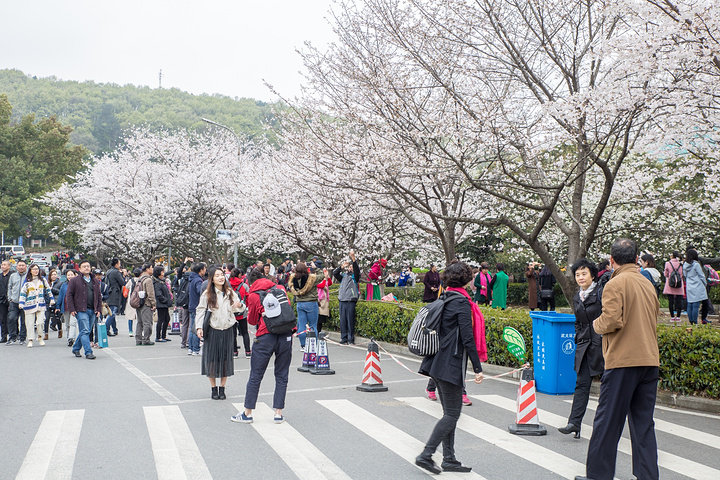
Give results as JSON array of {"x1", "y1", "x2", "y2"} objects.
[{"x1": 11, "y1": 393, "x2": 720, "y2": 480}]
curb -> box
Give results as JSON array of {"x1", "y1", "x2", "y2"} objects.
[{"x1": 326, "y1": 331, "x2": 720, "y2": 415}]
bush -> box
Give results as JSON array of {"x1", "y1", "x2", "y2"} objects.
[{"x1": 324, "y1": 298, "x2": 720, "y2": 399}]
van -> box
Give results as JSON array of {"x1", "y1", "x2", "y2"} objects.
[{"x1": 0, "y1": 245, "x2": 26, "y2": 257}]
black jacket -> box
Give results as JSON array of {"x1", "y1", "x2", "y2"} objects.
[
  {"x1": 105, "y1": 267, "x2": 126, "y2": 307},
  {"x1": 153, "y1": 277, "x2": 173, "y2": 308},
  {"x1": 572, "y1": 288, "x2": 604, "y2": 376},
  {"x1": 419, "y1": 293, "x2": 483, "y2": 385}
]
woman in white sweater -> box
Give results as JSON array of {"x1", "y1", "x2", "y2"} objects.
[
  {"x1": 19, "y1": 264, "x2": 54, "y2": 348},
  {"x1": 196, "y1": 265, "x2": 244, "y2": 400}
]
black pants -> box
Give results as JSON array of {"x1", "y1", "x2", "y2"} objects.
[
  {"x1": 0, "y1": 301, "x2": 8, "y2": 341},
  {"x1": 155, "y1": 307, "x2": 170, "y2": 340},
  {"x1": 244, "y1": 332, "x2": 293, "y2": 410},
  {"x1": 666, "y1": 294, "x2": 683, "y2": 317},
  {"x1": 318, "y1": 314, "x2": 329, "y2": 333},
  {"x1": 426, "y1": 378, "x2": 467, "y2": 395},
  {"x1": 233, "y1": 315, "x2": 251, "y2": 354},
  {"x1": 421, "y1": 378, "x2": 463, "y2": 462},
  {"x1": 567, "y1": 355, "x2": 592, "y2": 427},
  {"x1": 339, "y1": 301, "x2": 357, "y2": 343},
  {"x1": 701, "y1": 297, "x2": 714, "y2": 321},
  {"x1": 586, "y1": 366, "x2": 659, "y2": 480},
  {"x1": 539, "y1": 296, "x2": 556, "y2": 311},
  {"x1": 7, "y1": 302, "x2": 26, "y2": 341}
]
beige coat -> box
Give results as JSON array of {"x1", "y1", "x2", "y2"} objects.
[
  {"x1": 593, "y1": 263, "x2": 660, "y2": 370},
  {"x1": 196, "y1": 288, "x2": 238, "y2": 331}
]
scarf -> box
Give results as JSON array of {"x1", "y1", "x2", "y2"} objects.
[
  {"x1": 291, "y1": 273, "x2": 316, "y2": 296},
  {"x1": 446, "y1": 287, "x2": 488, "y2": 362},
  {"x1": 579, "y1": 281, "x2": 597, "y2": 302}
]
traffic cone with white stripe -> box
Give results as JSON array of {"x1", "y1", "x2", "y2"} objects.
[
  {"x1": 356, "y1": 340, "x2": 388, "y2": 392},
  {"x1": 508, "y1": 368, "x2": 547, "y2": 436},
  {"x1": 309, "y1": 331, "x2": 335, "y2": 375},
  {"x1": 297, "y1": 330, "x2": 317, "y2": 373}
]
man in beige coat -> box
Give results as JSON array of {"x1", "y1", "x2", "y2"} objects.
[
  {"x1": 576, "y1": 238, "x2": 660, "y2": 480},
  {"x1": 136, "y1": 263, "x2": 156, "y2": 346}
]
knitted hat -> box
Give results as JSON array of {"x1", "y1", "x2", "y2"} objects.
[{"x1": 380, "y1": 258, "x2": 388, "y2": 268}]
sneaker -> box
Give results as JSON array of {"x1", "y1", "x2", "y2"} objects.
[
  {"x1": 164, "y1": 338, "x2": 172, "y2": 342},
  {"x1": 27, "y1": 340, "x2": 33, "y2": 348},
  {"x1": 231, "y1": 412, "x2": 253, "y2": 423},
  {"x1": 192, "y1": 351, "x2": 200, "y2": 356},
  {"x1": 462, "y1": 394, "x2": 472, "y2": 406},
  {"x1": 245, "y1": 351, "x2": 252, "y2": 359},
  {"x1": 38, "y1": 337, "x2": 45, "y2": 346},
  {"x1": 6, "y1": 339, "x2": 17, "y2": 346},
  {"x1": 18, "y1": 340, "x2": 25, "y2": 345},
  {"x1": 129, "y1": 332, "x2": 133, "y2": 337},
  {"x1": 233, "y1": 351, "x2": 239, "y2": 358},
  {"x1": 187, "y1": 349, "x2": 193, "y2": 356},
  {"x1": 426, "y1": 389, "x2": 437, "y2": 401},
  {"x1": 274, "y1": 415, "x2": 285, "y2": 424}
]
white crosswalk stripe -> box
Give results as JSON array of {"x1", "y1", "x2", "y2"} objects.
[
  {"x1": 398, "y1": 396, "x2": 589, "y2": 480},
  {"x1": 143, "y1": 405, "x2": 212, "y2": 480},
  {"x1": 481, "y1": 394, "x2": 720, "y2": 480},
  {"x1": 580, "y1": 398, "x2": 720, "y2": 451},
  {"x1": 16, "y1": 409, "x2": 84, "y2": 480},
  {"x1": 318, "y1": 399, "x2": 488, "y2": 479},
  {"x1": 233, "y1": 402, "x2": 351, "y2": 480}
]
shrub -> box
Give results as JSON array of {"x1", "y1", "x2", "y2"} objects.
[{"x1": 658, "y1": 325, "x2": 720, "y2": 398}]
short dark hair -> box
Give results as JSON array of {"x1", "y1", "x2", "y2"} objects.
[
  {"x1": 192, "y1": 262, "x2": 206, "y2": 274},
  {"x1": 79, "y1": 260, "x2": 91, "y2": 268},
  {"x1": 111, "y1": 258, "x2": 120, "y2": 267},
  {"x1": 133, "y1": 267, "x2": 142, "y2": 277},
  {"x1": 153, "y1": 266, "x2": 165, "y2": 278},
  {"x1": 640, "y1": 253, "x2": 655, "y2": 268},
  {"x1": 441, "y1": 261, "x2": 473, "y2": 288},
  {"x1": 672, "y1": 250, "x2": 682, "y2": 260},
  {"x1": 248, "y1": 267, "x2": 265, "y2": 285},
  {"x1": 610, "y1": 238, "x2": 637, "y2": 265},
  {"x1": 142, "y1": 262, "x2": 153, "y2": 272},
  {"x1": 571, "y1": 258, "x2": 598, "y2": 279},
  {"x1": 496, "y1": 263, "x2": 505, "y2": 272},
  {"x1": 16, "y1": 259, "x2": 26, "y2": 266},
  {"x1": 597, "y1": 259, "x2": 610, "y2": 271}
]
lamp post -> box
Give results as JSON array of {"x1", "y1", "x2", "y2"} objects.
[{"x1": 201, "y1": 118, "x2": 240, "y2": 267}]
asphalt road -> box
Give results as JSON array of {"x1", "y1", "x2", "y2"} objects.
[{"x1": 1, "y1": 316, "x2": 719, "y2": 480}]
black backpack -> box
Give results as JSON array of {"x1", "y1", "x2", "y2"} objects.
[
  {"x1": 258, "y1": 286, "x2": 296, "y2": 334},
  {"x1": 668, "y1": 262, "x2": 682, "y2": 289},
  {"x1": 407, "y1": 291, "x2": 462, "y2": 356},
  {"x1": 174, "y1": 272, "x2": 191, "y2": 308}
]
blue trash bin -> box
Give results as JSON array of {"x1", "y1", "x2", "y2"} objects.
[{"x1": 529, "y1": 311, "x2": 577, "y2": 395}]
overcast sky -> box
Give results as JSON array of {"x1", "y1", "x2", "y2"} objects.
[{"x1": 1, "y1": 0, "x2": 337, "y2": 101}]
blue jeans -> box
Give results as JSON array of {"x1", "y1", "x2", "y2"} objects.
[
  {"x1": 296, "y1": 301, "x2": 318, "y2": 347},
  {"x1": 73, "y1": 310, "x2": 96, "y2": 355},
  {"x1": 687, "y1": 301, "x2": 701, "y2": 324},
  {"x1": 189, "y1": 310, "x2": 200, "y2": 353},
  {"x1": 106, "y1": 305, "x2": 118, "y2": 334}
]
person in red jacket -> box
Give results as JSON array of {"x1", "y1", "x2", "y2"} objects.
[
  {"x1": 231, "y1": 268, "x2": 293, "y2": 425},
  {"x1": 228, "y1": 268, "x2": 251, "y2": 358}
]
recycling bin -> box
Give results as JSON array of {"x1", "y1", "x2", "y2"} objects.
[{"x1": 529, "y1": 311, "x2": 577, "y2": 395}]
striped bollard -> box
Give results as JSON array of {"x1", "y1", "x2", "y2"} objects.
[
  {"x1": 508, "y1": 368, "x2": 547, "y2": 436},
  {"x1": 356, "y1": 339, "x2": 388, "y2": 392}
]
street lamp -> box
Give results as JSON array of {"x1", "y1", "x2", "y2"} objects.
[{"x1": 201, "y1": 117, "x2": 240, "y2": 267}]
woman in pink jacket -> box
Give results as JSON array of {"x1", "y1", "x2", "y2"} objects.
[{"x1": 663, "y1": 251, "x2": 684, "y2": 324}]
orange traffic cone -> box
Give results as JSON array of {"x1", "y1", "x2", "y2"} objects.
[
  {"x1": 356, "y1": 340, "x2": 388, "y2": 392},
  {"x1": 508, "y1": 368, "x2": 547, "y2": 435}
]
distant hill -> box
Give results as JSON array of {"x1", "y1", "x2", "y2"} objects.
[{"x1": 0, "y1": 69, "x2": 278, "y2": 153}]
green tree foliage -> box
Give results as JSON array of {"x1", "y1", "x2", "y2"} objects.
[
  {"x1": 0, "y1": 94, "x2": 87, "y2": 237},
  {"x1": 0, "y1": 69, "x2": 278, "y2": 154}
]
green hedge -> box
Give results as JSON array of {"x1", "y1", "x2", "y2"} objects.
[{"x1": 325, "y1": 299, "x2": 720, "y2": 399}]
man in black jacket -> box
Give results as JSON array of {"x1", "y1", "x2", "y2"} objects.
[
  {"x1": 65, "y1": 261, "x2": 102, "y2": 359},
  {"x1": 105, "y1": 258, "x2": 125, "y2": 336}
]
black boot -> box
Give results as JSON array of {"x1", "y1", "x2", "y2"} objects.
[
  {"x1": 442, "y1": 459, "x2": 472, "y2": 472},
  {"x1": 415, "y1": 455, "x2": 441, "y2": 474},
  {"x1": 211, "y1": 387, "x2": 219, "y2": 400},
  {"x1": 558, "y1": 423, "x2": 581, "y2": 438},
  {"x1": 218, "y1": 386, "x2": 226, "y2": 400}
]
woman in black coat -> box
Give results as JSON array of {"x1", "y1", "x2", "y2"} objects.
[
  {"x1": 422, "y1": 265, "x2": 441, "y2": 302},
  {"x1": 559, "y1": 259, "x2": 604, "y2": 438},
  {"x1": 416, "y1": 262, "x2": 484, "y2": 474},
  {"x1": 152, "y1": 267, "x2": 173, "y2": 342}
]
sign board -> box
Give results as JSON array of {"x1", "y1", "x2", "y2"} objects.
[{"x1": 216, "y1": 229, "x2": 233, "y2": 241}]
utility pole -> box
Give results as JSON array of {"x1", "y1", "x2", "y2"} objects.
[{"x1": 159, "y1": 69, "x2": 162, "y2": 89}]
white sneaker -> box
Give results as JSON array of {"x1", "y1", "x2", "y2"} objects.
[
  {"x1": 129, "y1": 332, "x2": 134, "y2": 337},
  {"x1": 38, "y1": 337, "x2": 45, "y2": 346},
  {"x1": 187, "y1": 349, "x2": 193, "y2": 356},
  {"x1": 27, "y1": 340, "x2": 33, "y2": 348}
]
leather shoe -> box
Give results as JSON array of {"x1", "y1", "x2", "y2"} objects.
[
  {"x1": 558, "y1": 423, "x2": 581, "y2": 438},
  {"x1": 442, "y1": 460, "x2": 472, "y2": 472},
  {"x1": 86, "y1": 354, "x2": 96, "y2": 359},
  {"x1": 415, "y1": 455, "x2": 441, "y2": 474},
  {"x1": 143, "y1": 341, "x2": 155, "y2": 345},
  {"x1": 73, "y1": 350, "x2": 82, "y2": 357}
]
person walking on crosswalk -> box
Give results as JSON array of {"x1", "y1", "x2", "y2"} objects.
[
  {"x1": 232, "y1": 268, "x2": 293, "y2": 425},
  {"x1": 576, "y1": 238, "x2": 660, "y2": 480},
  {"x1": 196, "y1": 265, "x2": 242, "y2": 400},
  {"x1": 416, "y1": 261, "x2": 484, "y2": 474}
]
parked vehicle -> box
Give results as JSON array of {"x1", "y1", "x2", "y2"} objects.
[{"x1": 0, "y1": 245, "x2": 25, "y2": 257}]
